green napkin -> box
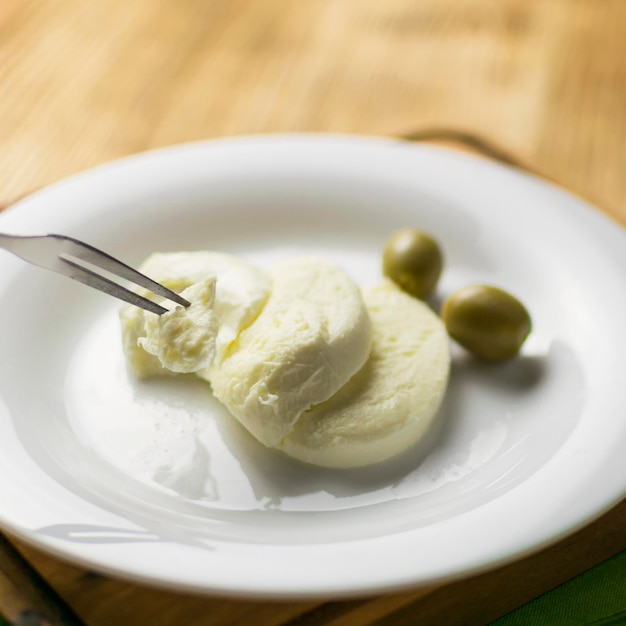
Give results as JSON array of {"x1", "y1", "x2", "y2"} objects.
[{"x1": 492, "y1": 549, "x2": 626, "y2": 625}]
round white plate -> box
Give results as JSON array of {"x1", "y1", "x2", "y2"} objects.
[{"x1": 1, "y1": 135, "x2": 625, "y2": 599}]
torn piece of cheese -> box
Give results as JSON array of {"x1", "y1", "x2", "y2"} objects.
[
  {"x1": 204, "y1": 256, "x2": 373, "y2": 448},
  {"x1": 279, "y1": 280, "x2": 450, "y2": 468},
  {"x1": 139, "y1": 278, "x2": 218, "y2": 374},
  {"x1": 119, "y1": 251, "x2": 271, "y2": 377}
]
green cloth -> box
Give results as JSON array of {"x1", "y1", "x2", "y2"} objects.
[{"x1": 491, "y1": 550, "x2": 626, "y2": 625}]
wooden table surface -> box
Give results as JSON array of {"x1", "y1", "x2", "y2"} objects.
[{"x1": 1, "y1": 1, "x2": 625, "y2": 624}]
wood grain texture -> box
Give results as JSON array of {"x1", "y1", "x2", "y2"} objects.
[
  {"x1": 1, "y1": 1, "x2": 626, "y2": 625},
  {"x1": 0, "y1": 0, "x2": 625, "y2": 221},
  {"x1": 0, "y1": 533, "x2": 81, "y2": 626}
]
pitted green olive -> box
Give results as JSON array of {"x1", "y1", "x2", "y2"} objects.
[
  {"x1": 441, "y1": 285, "x2": 531, "y2": 360},
  {"x1": 382, "y1": 229, "x2": 443, "y2": 299}
]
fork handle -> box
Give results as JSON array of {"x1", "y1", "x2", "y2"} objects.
[
  {"x1": 0, "y1": 232, "x2": 36, "y2": 256},
  {"x1": 0, "y1": 232, "x2": 19, "y2": 252},
  {"x1": 0, "y1": 232, "x2": 56, "y2": 268}
]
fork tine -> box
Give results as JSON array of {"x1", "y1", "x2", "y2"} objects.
[
  {"x1": 59, "y1": 256, "x2": 169, "y2": 315},
  {"x1": 53, "y1": 234, "x2": 191, "y2": 308}
]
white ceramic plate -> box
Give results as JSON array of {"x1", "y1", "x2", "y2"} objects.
[{"x1": 1, "y1": 135, "x2": 625, "y2": 599}]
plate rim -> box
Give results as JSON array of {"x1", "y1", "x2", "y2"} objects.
[{"x1": 1, "y1": 133, "x2": 625, "y2": 598}]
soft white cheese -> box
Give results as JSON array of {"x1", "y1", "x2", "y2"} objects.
[
  {"x1": 119, "y1": 252, "x2": 451, "y2": 469},
  {"x1": 119, "y1": 251, "x2": 271, "y2": 377},
  {"x1": 139, "y1": 278, "x2": 218, "y2": 374},
  {"x1": 279, "y1": 280, "x2": 450, "y2": 468},
  {"x1": 203, "y1": 256, "x2": 373, "y2": 448}
]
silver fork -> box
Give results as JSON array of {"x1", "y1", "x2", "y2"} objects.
[{"x1": 0, "y1": 233, "x2": 190, "y2": 315}]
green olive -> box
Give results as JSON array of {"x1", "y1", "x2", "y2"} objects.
[
  {"x1": 382, "y1": 229, "x2": 443, "y2": 299},
  {"x1": 441, "y1": 285, "x2": 531, "y2": 360}
]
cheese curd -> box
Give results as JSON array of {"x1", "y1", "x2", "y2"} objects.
[
  {"x1": 119, "y1": 251, "x2": 451, "y2": 468},
  {"x1": 119, "y1": 251, "x2": 272, "y2": 377},
  {"x1": 203, "y1": 256, "x2": 373, "y2": 447},
  {"x1": 139, "y1": 278, "x2": 218, "y2": 374},
  {"x1": 279, "y1": 280, "x2": 450, "y2": 468}
]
